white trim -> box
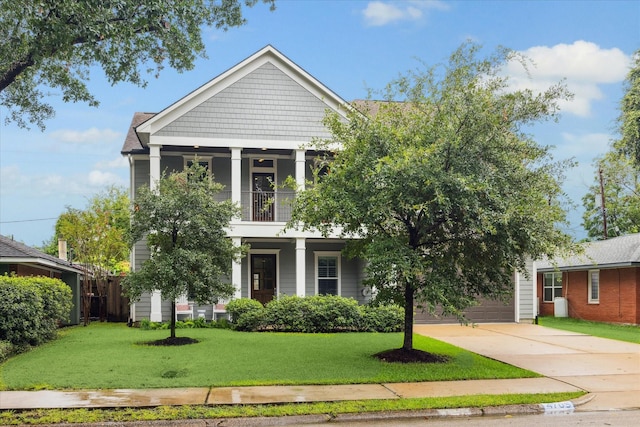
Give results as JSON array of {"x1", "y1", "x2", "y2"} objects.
[
  {"x1": 542, "y1": 272, "x2": 562, "y2": 303},
  {"x1": 295, "y1": 238, "x2": 306, "y2": 297},
  {"x1": 314, "y1": 251, "x2": 341, "y2": 296},
  {"x1": 136, "y1": 46, "x2": 350, "y2": 137},
  {"x1": 588, "y1": 269, "x2": 600, "y2": 304},
  {"x1": 247, "y1": 249, "x2": 281, "y2": 301},
  {"x1": 514, "y1": 269, "x2": 520, "y2": 323}
]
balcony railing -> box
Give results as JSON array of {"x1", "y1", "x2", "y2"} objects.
[
  {"x1": 211, "y1": 190, "x2": 295, "y2": 222},
  {"x1": 242, "y1": 190, "x2": 295, "y2": 222}
]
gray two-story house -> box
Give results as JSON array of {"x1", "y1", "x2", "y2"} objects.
[
  {"x1": 122, "y1": 45, "x2": 536, "y2": 324},
  {"x1": 121, "y1": 45, "x2": 368, "y2": 322}
]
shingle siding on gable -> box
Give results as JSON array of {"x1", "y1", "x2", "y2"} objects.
[{"x1": 156, "y1": 62, "x2": 333, "y2": 141}]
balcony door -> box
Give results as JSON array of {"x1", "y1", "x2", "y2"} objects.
[
  {"x1": 251, "y1": 254, "x2": 276, "y2": 305},
  {"x1": 252, "y1": 172, "x2": 275, "y2": 221}
]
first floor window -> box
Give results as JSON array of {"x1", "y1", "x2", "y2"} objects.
[
  {"x1": 588, "y1": 270, "x2": 599, "y2": 303},
  {"x1": 316, "y1": 253, "x2": 340, "y2": 295},
  {"x1": 543, "y1": 272, "x2": 562, "y2": 302}
]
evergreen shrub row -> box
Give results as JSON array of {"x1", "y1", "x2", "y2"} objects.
[
  {"x1": 0, "y1": 275, "x2": 72, "y2": 361},
  {"x1": 226, "y1": 295, "x2": 403, "y2": 333}
]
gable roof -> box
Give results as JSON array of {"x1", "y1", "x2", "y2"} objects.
[
  {"x1": 121, "y1": 112, "x2": 156, "y2": 154},
  {"x1": 0, "y1": 235, "x2": 83, "y2": 274},
  {"x1": 537, "y1": 233, "x2": 640, "y2": 272},
  {"x1": 123, "y1": 45, "x2": 350, "y2": 153}
]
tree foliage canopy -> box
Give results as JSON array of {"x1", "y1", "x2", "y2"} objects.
[
  {"x1": 123, "y1": 162, "x2": 244, "y2": 338},
  {"x1": 54, "y1": 186, "x2": 130, "y2": 273},
  {"x1": 582, "y1": 152, "x2": 639, "y2": 240},
  {"x1": 0, "y1": 0, "x2": 275, "y2": 129},
  {"x1": 289, "y1": 43, "x2": 576, "y2": 350},
  {"x1": 615, "y1": 49, "x2": 640, "y2": 166}
]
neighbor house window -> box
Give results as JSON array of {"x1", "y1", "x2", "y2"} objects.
[
  {"x1": 543, "y1": 272, "x2": 562, "y2": 302},
  {"x1": 588, "y1": 270, "x2": 599, "y2": 304},
  {"x1": 315, "y1": 252, "x2": 340, "y2": 295}
]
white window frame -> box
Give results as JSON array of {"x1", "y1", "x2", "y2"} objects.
[
  {"x1": 588, "y1": 269, "x2": 600, "y2": 304},
  {"x1": 314, "y1": 251, "x2": 341, "y2": 296},
  {"x1": 543, "y1": 272, "x2": 562, "y2": 302}
]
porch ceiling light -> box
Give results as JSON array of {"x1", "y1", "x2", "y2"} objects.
[{"x1": 194, "y1": 145, "x2": 200, "y2": 149}]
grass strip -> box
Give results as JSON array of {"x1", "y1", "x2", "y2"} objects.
[
  {"x1": 538, "y1": 316, "x2": 640, "y2": 344},
  {"x1": 0, "y1": 392, "x2": 586, "y2": 425}
]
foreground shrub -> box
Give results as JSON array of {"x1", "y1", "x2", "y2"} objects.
[
  {"x1": 226, "y1": 298, "x2": 264, "y2": 322},
  {"x1": 229, "y1": 295, "x2": 403, "y2": 333},
  {"x1": 0, "y1": 275, "x2": 72, "y2": 348},
  {"x1": 0, "y1": 339, "x2": 14, "y2": 363},
  {"x1": 360, "y1": 304, "x2": 404, "y2": 332}
]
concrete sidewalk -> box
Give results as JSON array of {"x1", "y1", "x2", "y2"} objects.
[
  {"x1": 0, "y1": 377, "x2": 580, "y2": 409},
  {"x1": 0, "y1": 323, "x2": 637, "y2": 412}
]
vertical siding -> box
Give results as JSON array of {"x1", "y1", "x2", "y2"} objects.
[
  {"x1": 276, "y1": 158, "x2": 295, "y2": 186},
  {"x1": 135, "y1": 291, "x2": 152, "y2": 321},
  {"x1": 518, "y1": 259, "x2": 535, "y2": 321}
]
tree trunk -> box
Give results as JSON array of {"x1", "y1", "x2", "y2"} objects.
[
  {"x1": 402, "y1": 281, "x2": 415, "y2": 350},
  {"x1": 170, "y1": 302, "x2": 176, "y2": 339}
]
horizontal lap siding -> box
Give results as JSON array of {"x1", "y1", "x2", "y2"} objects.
[{"x1": 414, "y1": 297, "x2": 516, "y2": 324}]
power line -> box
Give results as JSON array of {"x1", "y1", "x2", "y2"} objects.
[{"x1": 0, "y1": 217, "x2": 57, "y2": 224}]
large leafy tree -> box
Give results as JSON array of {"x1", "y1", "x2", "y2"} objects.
[
  {"x1": 0, "y1": 0, "x2": 275, "y2": 129},
  {"x1": 52, "y1": 186, "x2": 131, "y2": 324},
  {"x1": 614, "y1": 49, "x2": 640, "y2": 167},
  {"x1": 582, "y1": 152, "x2": 639, "y2": 240},
  {"x1": 123, "y1": 163, "x2": 244, "y2": 340},
  {"x1": 289, "y1": 43, "x2": 575, "y2": 353}
]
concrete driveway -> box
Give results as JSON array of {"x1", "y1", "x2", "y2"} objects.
[{"x1": 414, "y1": 323, "x2": 640, "y2": 411}]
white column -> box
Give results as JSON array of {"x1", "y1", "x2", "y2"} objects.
[
  {"x1": 149, "y1": 143, "x2": 162, "y2": 320},
  {"x1": 231, "y1": 148, "x2": 242, "y2": 209},
  {"x1": 149, "y1": 143, "x2": 161, "y2": 192},
  {"x1": 232, "y1": 237, "x2": 243, "y2": 299},
  {"x1": 296, "y1": 238, "x2": 306, "y2": 297},
  {"x1": 150, "y1": 291, "x2": 162, "y2": 322},
  {"x1": 295, "y1": 149, "x2": 306, "y2": 190}
]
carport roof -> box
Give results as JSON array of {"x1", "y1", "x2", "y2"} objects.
[
  {"x1": 0, "y1": 235, "x2": 83, "y2": 274},
  {"x1": 537, "y1": 233, "x2": 640, "y2": 272}
]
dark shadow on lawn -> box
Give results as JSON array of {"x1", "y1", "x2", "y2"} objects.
[
  {"x1": 374, "y1": 348, "x2": 450, "y2": 363},
  {"x1": 142, "y1": 337, "x2": 200, "y2": 346}
]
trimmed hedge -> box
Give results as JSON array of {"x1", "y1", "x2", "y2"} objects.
[
  {"x1": 229, "y1": 295, "x2": 403, "y2": 333},
  {"x1": 0, "y1": 275, "x2": 72, "y2": 357}
]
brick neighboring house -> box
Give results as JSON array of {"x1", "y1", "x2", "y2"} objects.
[
  {"x1": 0, "y1": 235, "x2": 82, "y2": 324},
  {"x1": 536, "y1": 233, "x2": 640, "y2": 324}
]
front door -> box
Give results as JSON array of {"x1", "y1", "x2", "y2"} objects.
[
  {"x1": 252, "y1": 173, "x2": 275, "y2": 221},
  {"x1": 251, "y1": 254, "x2": 276, "y2": 305}
]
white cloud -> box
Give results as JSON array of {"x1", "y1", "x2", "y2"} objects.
[
  {"x1": 87, "y1": 170, "x2": 125, "y2": 187},
  {"x1": 556, "y1": 132, "x2": 611, "y2": 160},
  {"x1": 362, "y1": 1, "x2": 449, "y2": 27},
  {"x1": 0, "y1": 166, "x2": 126, "y2": 198},
  {"x1": 49, "y1": 127, "x2": 122, "y2": 144},
  {"x1": 505, "y1": 41, "x2": 630, "y2": 117},
  {"x1": 95, "y1": 156, "x2": 129, "y2": 170}
]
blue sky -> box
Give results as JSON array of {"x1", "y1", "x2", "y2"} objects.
[{"x1": 1, "y1": 0, "x2": 638, "y2": 246}]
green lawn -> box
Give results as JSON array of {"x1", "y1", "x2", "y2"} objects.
[
  {"x1": 538, "y1": 316, "x2": 640, "y2": 344},
  {"x1": 0, "y1": 323, "x2": 537, "y2": 390}
]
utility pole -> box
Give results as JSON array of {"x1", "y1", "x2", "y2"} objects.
[{"x1": 598, "y1": 167, "x2": 608, "y2": 239}]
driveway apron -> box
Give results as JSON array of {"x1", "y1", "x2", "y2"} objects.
[{"x1": 414, "y1": 323, "x2": 640, "y2": 411}]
